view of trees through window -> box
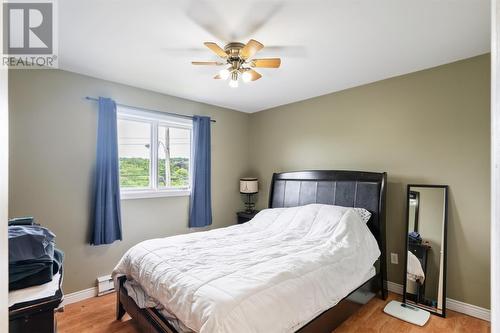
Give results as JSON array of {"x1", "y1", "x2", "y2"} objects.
[
  {"x1": 118, "y1": 157, "x2": 189, "y2": 187},
  {"x1": 117, "y1": 116, "x2": 190, "y2": 190},
  {"x1": 118, "y1": 118, "x2": 151, "y2": 188},
  {"x1": 157, "y1": 125, "x2": 190, "y2": 188},
  {"x1": 158, "y1": 157, "x2": 189, "y2": 187}
]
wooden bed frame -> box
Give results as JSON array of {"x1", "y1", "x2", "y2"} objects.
[{"x1": 117, "y1": 170, "x2": 388, "y2": 333}]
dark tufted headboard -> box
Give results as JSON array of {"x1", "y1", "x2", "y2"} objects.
[{"x1": 269, "y1": 170, "x2": 387, "y2": 297}]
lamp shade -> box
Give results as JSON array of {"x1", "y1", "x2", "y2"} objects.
[{"x1": 240, "y1": 178, "x2": 258, "y2": 194}]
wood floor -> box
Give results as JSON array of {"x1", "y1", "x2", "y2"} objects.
[{"x1": 56, "y1": 292, "x2": 490, "y2": 333}]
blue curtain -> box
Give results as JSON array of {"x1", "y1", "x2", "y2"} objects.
[
  {"x1": 91, "y1": 97, "x2": 122, "y2": 245},
  {"x1": 189, "y1": 116, "x2": 212, "y2": 228}
]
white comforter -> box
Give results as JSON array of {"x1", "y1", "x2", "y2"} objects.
[
  {"x1": 112, "y1": 204, "x2": 381, "y2": 333},
  {"x1": 407, "y1": 251, "x2": 425, "y2": 283}
]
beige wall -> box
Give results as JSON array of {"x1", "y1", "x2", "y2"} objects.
[
  {"x1": 248, "y1": 54, "x2": 490, "y2": 308},
  {"x1": 8, "y1": 69, "x2": 250, "y2": 293},
  {"x1": 8, "y1": 55, "x2": 490, "y2": 309}
]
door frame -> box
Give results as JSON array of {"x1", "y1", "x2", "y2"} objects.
[
  {"x1": 491, "y1": 1, "x2": 499, "y2": 331},
  {"x1": 0, "y1": 0, "x2": 9, "y2": 330}
]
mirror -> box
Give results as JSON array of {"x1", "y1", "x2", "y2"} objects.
[{"x1": 403, "y1": 185, "x2": 448, "y2": 317}]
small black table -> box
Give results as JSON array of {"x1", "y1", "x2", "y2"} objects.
[
  {"x1": 236, "y1": 210, "x2": 259, "y2": 224},
  {"x1": 9, "y1": 269, "x2": 63, "y2": 333}
]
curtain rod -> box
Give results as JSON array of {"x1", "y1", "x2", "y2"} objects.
[{"x1": 84, "y1": 96, "x2": 216, "y2": 123}]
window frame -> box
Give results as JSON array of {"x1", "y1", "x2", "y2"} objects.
[{"x1": 116, "y1": 106, "x2": 193, "y2": 200}]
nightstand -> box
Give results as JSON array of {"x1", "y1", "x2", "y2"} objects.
[
  {"x1": 236, "y1": 210, "x2": 259, "y2": 224},
  {"x1": 9, "y1": 267, "x2": 63, "y2": 333}
]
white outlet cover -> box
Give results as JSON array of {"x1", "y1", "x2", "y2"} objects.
[{"x1": 391, "y1": 253, "x2": 399, "y2": 264}]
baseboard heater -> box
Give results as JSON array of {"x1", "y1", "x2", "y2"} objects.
[{"x1": 97, "y1": 275, "x2": 115, "y2": 296}]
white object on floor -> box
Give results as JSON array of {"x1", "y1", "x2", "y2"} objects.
[
  {"x1": 8, "y1": 272, "x2": 61, "y2": 307},
  {"x1": 383, "y1": 300, "x2": 430, "y2": 326}
]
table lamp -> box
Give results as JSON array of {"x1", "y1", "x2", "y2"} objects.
[{"x1": 240, "y1": 178, "x2": 258, "y2": 213}]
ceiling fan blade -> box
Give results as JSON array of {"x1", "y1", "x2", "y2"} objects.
[
  {"x1": 191, "y1": 61, "x2": 224, "y2": 66},
  {"x1": 234, "y1": 3, "x2": 283, "y2": 41},
  {"x1": 203, "y1": 42, "x2": 228, "y2": 59},
  {"x1": 246, "y1": 69, "x2": 262, "y2": 81},
  {"x1": 240, "y1": 39, "x2": 264, "y2": 60},
  {"x1": 251, "y1": 58, "x2": 281, "y2": 68},
  {"x1": 213, "y1": 74, "x2": 222, "y2": 79},
  {"x1": 187, "y1": 1, "x2": 231, "y2": 41},
  {"x1": 262, "y1": 46, "x2": 307, "y2": 58}
]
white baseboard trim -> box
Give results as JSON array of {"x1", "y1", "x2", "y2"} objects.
[
  {"x1": 386, "y1": 281, "x2": 403, "y2": 295},
  {"x1": 62, "y1": 287, "x2": 98, "y2": 307},
  {"x1": 446, "y1": 298, "x2": 491, "y2": 322},
  {"x1": 385, "y1": 281, "x2": 490, "y2": 322}
]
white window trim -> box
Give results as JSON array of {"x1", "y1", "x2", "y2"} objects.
[
  {"x1": 117, "y1": 106, "x2": 193, "y2": 200},
  {"x1": 121, "y1": 189, "x2": 190, "y2": 200}
]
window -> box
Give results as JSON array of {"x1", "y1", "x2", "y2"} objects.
[
  {"x1": 117, "y1": 106, "x2": 192, "y2": 199},
  {"x1": 118, "y1": 118, "x2": 151, "y2": 189}
]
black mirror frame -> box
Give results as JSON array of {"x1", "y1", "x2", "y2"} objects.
[{"x1": 402, "y1": 184, "x2": 449, "y2": 318}]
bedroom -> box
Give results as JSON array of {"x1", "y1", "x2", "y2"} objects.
[{"x1": 0, "y1": 0, "x2": 497, "y2": 332}]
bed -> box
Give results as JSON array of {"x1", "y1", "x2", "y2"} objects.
[{"x1": 114, "y1": 170, "x2": 387, "y2": 333}]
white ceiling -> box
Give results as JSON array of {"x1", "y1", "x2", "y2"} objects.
[{"x1": 59, "y1": 0, "x2": 490, "y2": 113}]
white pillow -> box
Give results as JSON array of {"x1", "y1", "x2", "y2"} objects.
[{"x1": 353, "y1": 207, "x2": 372, "y2": 223}]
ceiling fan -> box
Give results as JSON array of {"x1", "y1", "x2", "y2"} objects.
[{"x1": 192, "y1": 39, "x2": 281, "y2": 88}]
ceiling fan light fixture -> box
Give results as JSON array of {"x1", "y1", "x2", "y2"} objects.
[
  {"x1": 229, "y1": 71, "x2": 239, "y2": 88},
  {"x1": 193, "y1": 39, "x2": 280, "y2": 86},
  {"x1": 229, "y1": 78, "x2": 239, "y2": 88},
  {"x1": 241, "y1": 71, "x2": 252, "y2": 83},
  {"x1": 219, "y1": 68, "x2": 230, "y2": 80}
]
